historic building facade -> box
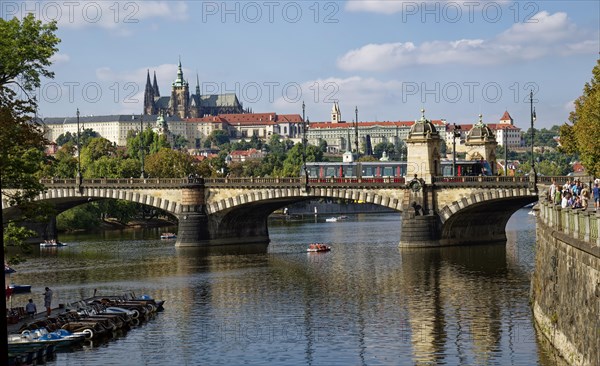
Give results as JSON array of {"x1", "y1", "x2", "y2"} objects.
[
  {"x1": 306, "y1": 103, "x2": 447, "y2": 155},
  {"x1": 143, "y1": 59, "x2": 246, "y2": 119}
]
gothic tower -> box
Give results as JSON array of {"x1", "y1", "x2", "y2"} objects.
[
  {"x1": 169, "y1": 58, "x2": 190, "y2": 119},
  {"x1": 143, "y1": 70, "x2": 156, "y2": 115},
  {"x1": 152, "y1": 71, "x2": 160, "y2": 97}
]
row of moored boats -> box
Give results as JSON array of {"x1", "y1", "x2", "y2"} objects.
[{"x1": 8, "y1": 292, "x2": 165, "y2": 365}]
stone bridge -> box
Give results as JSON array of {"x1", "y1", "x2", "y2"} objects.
[{"x1": 2, "y1": 175, "x2": 554, "y2": 247}]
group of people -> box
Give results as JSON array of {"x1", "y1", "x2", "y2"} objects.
[
  {"x1": 548, "y1": 178, "x2": 600, "y2": 211},
  {"x1": 23, "y1": 287, "x2": 53, "y2": 318}
]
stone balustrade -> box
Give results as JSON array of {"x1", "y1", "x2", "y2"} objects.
[{"x1": 538, "y1": 200, "x2": 600, "y2": 247}]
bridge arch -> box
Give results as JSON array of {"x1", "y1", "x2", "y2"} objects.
[
  {"x1": 206, "y1": 186, "x2": 405, "y2": 215},
  {"x1": 2, "y1": 187, "x2": 181, "y2": 221},
  {"x1": 436, "y1": 187, "x2": 537, "y2": 246}
]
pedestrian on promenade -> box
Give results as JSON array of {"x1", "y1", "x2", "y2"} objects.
[
  {"x1": 593, "y1": 183, "x2": 600, "y2": 212},
  {"x1": 43, "y1": 287, "x2": 53, "y2": 316},
  {"x1": 25, "y1": 299, "x2": 37, "y2": 318}
]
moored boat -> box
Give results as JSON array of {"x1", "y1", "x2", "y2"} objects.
[
  {"x1": 307, "y1": 243, "x2": 331, "y2": 252},
  {"x1": 9, "y1": 284, "x2": 31, "y2": 293},
  {"x1": 160, "y1": 233, "x2": 176, "y2": 239},
  {"x1": 40, "y1": 240, "x2": 67, "y2": 247}
]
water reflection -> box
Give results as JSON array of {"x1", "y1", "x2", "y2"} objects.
[{"x1": 4, "y1": 210, "x2": 552, "y2": 365}]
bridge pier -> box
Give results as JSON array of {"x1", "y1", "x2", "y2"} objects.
[{"x1": 399, "y1": 213, "x2": 441, "y2": 247}]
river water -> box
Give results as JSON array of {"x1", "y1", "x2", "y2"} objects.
[{"x1": 7, "y1": 209, "x2": 561, "y2": 365}]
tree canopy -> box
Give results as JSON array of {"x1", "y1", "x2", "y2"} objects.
[
  {"x1": 560, "y1": 59, "x2": 600, "y2": 176},
  {"x1": 1, "y1": 15, "x2": 60, "y2": 256}
]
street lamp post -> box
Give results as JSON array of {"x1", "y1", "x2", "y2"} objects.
[
  {"x1": 354, "y1": 106, "x2": 359, "y2": 158},
  {"x1": 301, "y1": 101, "x2": 309, "y2": 190},
  {"x1": 452, "y1": 124, "x2": 461, "y2": 176},
  {"x1": 76, "y1": 108, "x2": 82, "y2": 185},
  {"x1": 504, "y1": 128, "x2": 508, "y2": 176},
  {"x1": 529, "y1": 90, "x2": 538, "y2": 192},
  {"x1": 140, "y1": 114, "x2": 146, "y2": 178}
]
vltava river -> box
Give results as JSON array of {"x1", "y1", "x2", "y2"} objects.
[{"x1": 8, "y1": 209, "x2": 562, "y2": 365}]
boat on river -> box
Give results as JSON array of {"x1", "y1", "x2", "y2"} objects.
[
  {"x1": 307, "y1": 243, "x2": 331, "y2": 252},
  {"x1": 325, "y1": 216, "x2": 349, "y2": 222},
  {"x1": 40, "y1": 240, "x2": 67, "y2": 247},
  {"x1": 10, "y1": 328, "x2": 87, "y2": 349},
  {"x1": 5, "y1": 263, "x2": 31, "y2": 294},
  {"x1": 160, "y1": 233, "x2": 176, "y2": 239},
  {"x1": 10, "y1": 284, "x2": 31, "y2": 293}
]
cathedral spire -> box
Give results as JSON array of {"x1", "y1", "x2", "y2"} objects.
[
  {"x1": 152, "y1": 71, "x2": 160, "y2": 97},
  {"x1": 174, "y1": 57, "x2": 186, "y2": 86},
  {"x1": 196, "y1": 72, "x2": 200, "y2": 96},
  {"x1": 143, "y1": 69, "x2": 154, "y2": 115}
]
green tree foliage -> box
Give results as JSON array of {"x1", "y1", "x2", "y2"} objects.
[
  {"x1": 145, "y1": 148, "x2": 199, "y2": 178},
  {"x1": 127, "y1": 128, "x2": 170, "y2": 159},
  {"x1": 280, "y1": 143, "x2": 324, "y2": 177},
  {"x1": 560, "y1": 59, "x2": 600, "y2": 176},
  {"x1": 172, "y1": 134, "x2": 188, "y2": 150},
  {"x1": 373, "y1": 142, "x2": 396, "y2": 159},
  {"x1": 56, "y1": 204, "x2": 101, "y2": 231},
  {"x1": 204, "y1": 130, "x2": 230, "y2": 148},
  {"x1": 80, "y1": 137, "x2": 117, "y2": 167},
  {"x1": 1, "y1": 15, "x2": 60, "y2": 253},
  {"x1": 0, "y1": 14, "x2": 60, "y2": 102},
  {"x1": 55, "y1": 128, "x2": 99, "y2": 147}
]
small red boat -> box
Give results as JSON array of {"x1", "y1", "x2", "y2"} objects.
[{"x1": 307, "y1": 243, "x2": 331, "y2": 252}]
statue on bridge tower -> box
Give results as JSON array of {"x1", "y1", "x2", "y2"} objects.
[
  {"x1": 465, "y1": 114, "x2": 498, "y2": 175},
  {"x1": 405, "y1": 108, "x2": 441, "y2": 184}
]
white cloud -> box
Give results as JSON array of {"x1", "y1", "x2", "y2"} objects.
[
  {"x1": 345, "y1": 0, "x2": 511, "y2": 15},
  {"x1": 345, "y1": 0, "x2": 413, "y2": 14},
  {"x1": 272, "y1": 76, "x2": 404, "y2": 121},
  {"x1": 50, "y1": 53, "x2": 70, "y2": 65},
  {"x1": 338, "y1": 11, "x2": 598, "y2": 71},
  {"x1": 10, "y1": 1, "x2": 188, "y2": 33}
]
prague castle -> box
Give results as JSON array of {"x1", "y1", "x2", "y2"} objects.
[{"x1": 143, "y1": 59, "x2": 247, "y2": 118}]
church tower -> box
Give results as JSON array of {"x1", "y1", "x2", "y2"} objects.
[
  {"x1": 331, "y1": 102, "x2": 341, "y2": 123},
  {"x1": 143, "y1": 70, "x2": 156, "y2": 115},
  {"x1": 152, "y1": 71, "x2": 160, "y2": 97},
  {"x1": 169, "y1": 58, "x2": 190, "y2": 119}
]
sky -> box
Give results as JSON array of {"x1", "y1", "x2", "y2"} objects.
[{"x1": 3, "y1": 1, "x2": 599, "y2": 129}]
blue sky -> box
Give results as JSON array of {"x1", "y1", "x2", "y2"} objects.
[{"x1": 4, "y1": 1, "x2": 598, "y2": 129}]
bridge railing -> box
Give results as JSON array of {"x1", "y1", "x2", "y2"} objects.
[
  {"x1": 539, "y1": 200, "x2": 600, "y2": 247},
  {"x1": 39, "y1": 178, "x2": 186, "y2": 188},
  {"x1": 432, "y1": 176, "x2": 531, "y2": 187}
]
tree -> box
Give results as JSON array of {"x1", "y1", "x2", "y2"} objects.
[
  {"x1": 56, "y1": 128, "x2": 99, "y2": 147},
  {"x1": 145, "y1": 148, "x2": 199, "y2": 178},
  {"x1": 1, "y1": 15, "x2": 60, "y2": 259},
  {"x1": 560, "y1": 59, "x2": 600, "y2": 176},
  {"x1": 204, "y1": 130, "x2": 230, "y2": 148},
  {"x1": 0, "y1": 15, "x2": 60, "y2": 103},
  {"x1": 126, "y1": 127, "x2": 170, "y2": 173},
  {"x1": 81, "y1": 137, "x2": 117, "y2": 168},
  {"x1": 373, "y1": 142, "x2": 396, "y2": 159}
]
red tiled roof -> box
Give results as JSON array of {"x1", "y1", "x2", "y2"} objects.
[
  {"x1": 488, "y1": 123, "x2": 520, "y2": 130},
  {"x1": 230, "y1": 149, "x2": 261, "y2": 157},
  {"x1": 308, "y1": 120, "x2": 445, "y2": 129},
  {"x1": 186, "y1": 116, "x2": 228, "y2": 123},
  {"x1": 277, "y1": 114, "x2": 303, "y2": 123},
  {"x1": 500, "y1": 111, "x2": 512, "y2": 121},
  {"x1": 186, "y1": 113, "x2": 303, "y2": 125}
]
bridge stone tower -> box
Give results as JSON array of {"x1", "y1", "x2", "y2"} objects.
[
  {"x1": 175, "y1": 178, "x2": 210, "y2": 247},
  {"x1": 400, "y1": 109, "x2": 442, "y2": 247},
  {"x1": 465, "y1": 114, "x2": 498, "y2": 175},
  {"x1": 405, "y1": 109, "x2": 441, "y2": 184}
]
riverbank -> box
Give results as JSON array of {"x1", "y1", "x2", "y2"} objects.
[{"x1": 60, "y1": 218, "x2": 177, "y2": 233}]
